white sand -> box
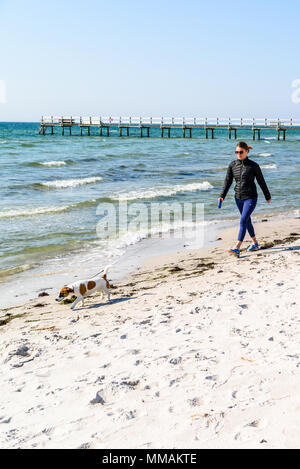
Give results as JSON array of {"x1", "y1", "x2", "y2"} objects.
[{"x1": 0, "y1": 216, "x2": 299, "y2": 449}]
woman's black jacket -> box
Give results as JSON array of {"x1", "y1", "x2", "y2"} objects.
[{"x1": 220, "y1": 157, "x2": 271, "y2": 201}]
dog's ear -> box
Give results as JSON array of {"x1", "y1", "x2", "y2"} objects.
[{"x1": 59, "y1": 286, "x2": 73, "y2": 297}]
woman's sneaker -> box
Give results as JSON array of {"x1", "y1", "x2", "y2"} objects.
[
  {"x1": 247, "y1": 242, "x2": 259, "y2": 252},
  {"x1": 228, "y1": 248, "x2": 240, "y2": 258}
]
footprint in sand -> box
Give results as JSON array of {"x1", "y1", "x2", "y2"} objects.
[
  {"x1": 42, "y1": 427, "x2": 54, "y2": 436},
  {"x1": 117, "y1": 410, "x2": 137, "y2": 422},
  {"x1": 77, "y1": 442, "x2": 92, "y2": 449},
  {"x1": 90, "y1": 391, "x2": 105, "y2": 405},
  {"x1": 205, "y1": 375, "x2": 218, "y2": 382},
  {"x1": 169, "y1": 357, "x2": 182, "y2": 365},
  {"x1": 169, "y1": 378, "x2": 182, "y2": 387},
  {"x1": 234, "y1": 418, "x2": 268, "y2": 442},
  {"x1": 0, "y1": 416, "x2": 12, "y2": 424},
  {"x1": 187, "y1": 397, "x2": 203, "y2": 407}
]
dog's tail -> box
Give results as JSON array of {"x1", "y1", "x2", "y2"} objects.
[
  {"x1": 91, "y1": 264, "x2": 113, "y2": 279},
  {"x1": 103, "y1": 265, "x2": 112, "y2": 276}
]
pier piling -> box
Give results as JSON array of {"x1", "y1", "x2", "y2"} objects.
[
  {"x1": 277, "y1": 128, "x2": 286, "y2": 141},
  {"x1": 229, "y1": 128, "x2": 237, "y2": 139},
  {"x1": 253, "y1": 128, "x2": 261, "y2": 140}
]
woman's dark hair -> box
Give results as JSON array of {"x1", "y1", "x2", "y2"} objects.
[{"x1": 236, "y1": 141, "x2": 253, "y2": 151}]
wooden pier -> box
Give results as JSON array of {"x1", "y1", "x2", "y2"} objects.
[{"x1": 39, "y1": 116, "x2": 300, "y2": 140}]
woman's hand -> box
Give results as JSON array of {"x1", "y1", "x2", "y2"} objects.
[
  {"x1": 218, "y1": 198, "x2": 224, "y2": 204},
  {"x1": 266, "y1": 199, "x2": 271, "y2": 204}
]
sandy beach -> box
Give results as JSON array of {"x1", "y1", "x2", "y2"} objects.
[{"x1": 1, "y1": 214, "x2": 299, "y2": 449}]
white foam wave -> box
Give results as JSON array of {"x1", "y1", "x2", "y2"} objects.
[
  {"x1": 114, "y1": 182, "x2": 214, "y2": 201},
  {"x1": 40, "y1": 161, "x2": 67, "y2": 167},
  {"x1": 0, "y1": 205, "x2": 69, "y2": 218},
  {"x1": 261, "y1": 164, "x2": 277, "y2": 169},
  {"x1": 257, "y1": 152, "x2": 272, "y2": 157},
  {"x1": 41, "y1": 176, "x2": 103, "y2": 189}
]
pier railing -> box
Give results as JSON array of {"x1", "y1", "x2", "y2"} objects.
[
  {"x1": 39, "y1": 116, "x2": 300, "y2": 140},
  {"x1": 41, "y1": 116, "x2": 300, "y2": 128}
]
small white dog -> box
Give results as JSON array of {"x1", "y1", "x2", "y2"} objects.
[{"x1": 56, "y1": 265, "x2": 112, "y2": 310}]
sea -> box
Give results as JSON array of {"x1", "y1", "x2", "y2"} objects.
[{"x1": 1, "y1": 122, "x2": 299, "y2": 307}]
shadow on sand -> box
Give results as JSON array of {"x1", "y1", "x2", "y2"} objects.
[
  {"x1": 239, "y1": 244, "x2": 300, "y2": 259},
  {"x1": 82, "y1": 292, "x2": 155, "y2": 310}
]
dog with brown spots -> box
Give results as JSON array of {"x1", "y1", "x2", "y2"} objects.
[{"x1": 56, "y1": 265, "x2": 112, "y2": 310}]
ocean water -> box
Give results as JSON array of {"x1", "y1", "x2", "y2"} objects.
[{"x1": 1, "y1": 122, "x2": 299, "y2": 306}]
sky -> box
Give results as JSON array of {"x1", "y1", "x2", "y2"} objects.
[{"x1": 0, "y1": 0, "x2": 300, "y2": 121}]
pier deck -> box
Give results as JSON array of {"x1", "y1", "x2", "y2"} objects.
[{"x1": 39, "y1": 116, "x2": 300, "y2": 140}]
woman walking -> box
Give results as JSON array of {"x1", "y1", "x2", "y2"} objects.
[{"x1": 218, "y1": 141, "x2": 271, "y2": 258}]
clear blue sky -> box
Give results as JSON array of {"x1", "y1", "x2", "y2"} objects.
[{"x1": 0, "y1": 0, "x2": 300, "y2": 121}]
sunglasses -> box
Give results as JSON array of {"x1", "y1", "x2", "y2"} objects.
[{"x1": 235, "y1": 150, "x2": 245, "y2": 155}]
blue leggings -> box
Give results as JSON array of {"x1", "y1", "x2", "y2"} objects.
[{"x1": 235, "y1": 198, "x2": 257, "y2": 242}]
